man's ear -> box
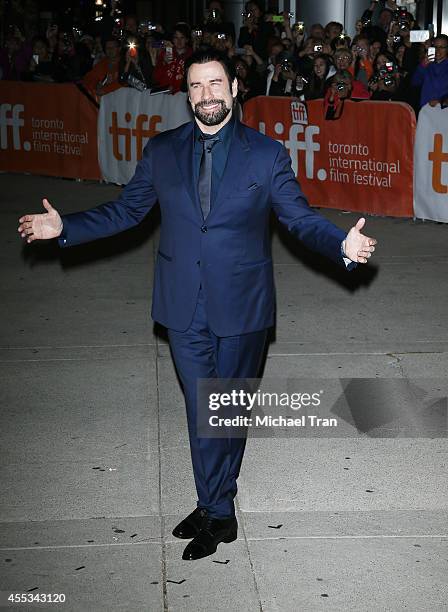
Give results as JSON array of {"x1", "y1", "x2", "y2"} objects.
[{"x1": 231, "y1": 77, "x2": 238, "y2": 98}]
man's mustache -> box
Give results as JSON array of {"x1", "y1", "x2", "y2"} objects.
[{"x1": 196, "y1": 99, "x2": 225, "y2": 109}]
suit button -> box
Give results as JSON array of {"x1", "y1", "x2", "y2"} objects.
[
  {"x1": 196, "y1": 260, "x2": 200, "y2": 266},
  {"x1": 201, "y1": 225, "x2": 207, "y2": 233}
]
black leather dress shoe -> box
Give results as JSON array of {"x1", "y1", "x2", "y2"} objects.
[
  {"x1": 182, "y1": 516, "x2": 238, "y2": 560},
  {"x1": 172, "y1": 507, "x2": 208, "y2": 539}
]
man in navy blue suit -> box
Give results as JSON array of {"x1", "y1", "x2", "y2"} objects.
[{"x1": 18, "y1": 49, "x2": 377, "y2": 561}]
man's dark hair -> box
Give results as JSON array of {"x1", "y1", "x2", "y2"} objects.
[{"x1": 184, "y1": 48, "x2": 237, "y2": 90}]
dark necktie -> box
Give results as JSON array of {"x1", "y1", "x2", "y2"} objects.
[{"x1": 198, "y1": 134, "x2": 220, "y2": 220}]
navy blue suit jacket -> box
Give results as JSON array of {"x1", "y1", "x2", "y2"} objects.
[{"x1": 59, "y1": 119, "x2": 351, "y2": 336}]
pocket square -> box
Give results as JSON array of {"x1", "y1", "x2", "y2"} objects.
[{"x1": 248, "y1": 183, "x2": 259, "y2": 190}]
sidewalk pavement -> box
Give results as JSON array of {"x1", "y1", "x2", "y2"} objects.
[{"x1": 1, "y1": 174, "x2": 447, "y2": 611}]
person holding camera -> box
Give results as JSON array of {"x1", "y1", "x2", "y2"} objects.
[
  {"x1": 153, "y1": 24, "x2": 193, "y2": 93},
  {"x1": 22, "y1": 36, "x2": 56, "y2": 83},
  {"x1": 83, "y1": 37, "x2": 121, "y2": 100},
  {"x1": 411, "y1": 34, "x2": 448, "y2": 108},
  {"x1": 391, "y1": 23, "x2": 421, "y2": 77},
  {"x1": 201, "y1": 1, "x2": 236, "y2": 42},
  {"x1": 238, "y1": 1, "x2": 274, "y2": 60},
  {"x1": 296, "y1": 37, "x2": 332, "y2": 81},
  {"x1": 268, "y1": 54, "x2": 299, "y2": 97},
  {"x1": 350, "y1": 37, "x2": 374, "y2": 87},
  {"x1": 52, "y1": 30, "x2": 92, "y2": 83},
  {"x1": 360, "y1": 3, "x2": 393, "y2": 47},
  {"x1": 324, "y1": 70, "x2": 354, "y2": 118},
  {"x1": 118, "y1": 37, "x2": 153, "y2": 92}
]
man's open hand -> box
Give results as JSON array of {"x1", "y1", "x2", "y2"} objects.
[
  {"x1": 344, "y1": 217, "x2": 377, "y2": 263},
  {"x1": 18, "y1": 198, "x2": 63, "y2": 243}
]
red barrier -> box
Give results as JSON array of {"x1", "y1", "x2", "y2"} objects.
[
  {"x1": 244, "y1": 97, "x2": 415, "y2": 217},
  {"x1": 0, "y1": 82, "x2": 101, "y2": 180}
]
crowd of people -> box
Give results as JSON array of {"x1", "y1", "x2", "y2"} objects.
[{"x1": 1, "y1": 0, "x2": 447, "y2": 116}]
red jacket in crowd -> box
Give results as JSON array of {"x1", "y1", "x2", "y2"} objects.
[{"x1": 153, "y1": 47, "x2": 192, "y2": 93}]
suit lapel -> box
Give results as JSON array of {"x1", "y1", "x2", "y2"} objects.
[
  {"x1": 209, "y1": 120, "x2": 251, "y2": 219},
  {"x1": 172, "y1": 122, "x2": 203, "y2": 222}
]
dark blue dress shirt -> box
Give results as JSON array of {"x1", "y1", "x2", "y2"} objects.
[{"x1": 193, "y1": 113, "x2": 236, "y2": 208}]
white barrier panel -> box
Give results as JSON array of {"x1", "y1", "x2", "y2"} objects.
[
  {"x1": 414, "y1": 103, "x2": 448, "y2": 223},
  {"x1": 98, "y1": 89, "x2": 193, "y2": 184}
]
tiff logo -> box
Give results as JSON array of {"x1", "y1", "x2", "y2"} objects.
[
  {"x1": 0, "y1": 104, "x2": 28, "y2": 150},
  {"x1": 259, "y1": 121, "x2": 321, "y2": 179},
  {"x1": 109, "y1": 112, "x2": 162, "y2": 161},
  {"x1": 429, "y1": 133, "x2": 448, "y2": 194},
  {"x1": 291, "y1": 101, "x2": 308, "y2": 126}
]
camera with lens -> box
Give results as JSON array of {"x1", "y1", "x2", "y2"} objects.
[
  {"x1": 336, "y1": 81, "x2": 346, "y2": 92},
  {"x1": 217, "y1": 33, "x2": 226, "y2": 40},
  {"x1": 208, "y1": 8, "x2": 220, "y2": 21},
  {"x1": 127, "y1": 73, "x2": 147, "y2": 91},
  {"x1": 383, "y1": 74, "x2": 395, "y2": 87},
  {"x1": 313, "y1": 44, "x2": 323, "y2": 53},
  {"x1": 295, "y1": 74, "x2": 308, "y2": 91},
  {"x1": 138, "y1": 21, "x2": 157, "y2": 33}
]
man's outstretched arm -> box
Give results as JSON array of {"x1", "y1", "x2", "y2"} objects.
[
  {"x1": 18, "y1": 141, "x2": 158, "y2": 247},
  {"x1": 269, "y1": 144, "x2": 377, "y2": 267}
]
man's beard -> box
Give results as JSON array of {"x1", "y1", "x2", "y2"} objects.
[{"x1": 194, "y1": 99, "x2": 231, "y2": 126}]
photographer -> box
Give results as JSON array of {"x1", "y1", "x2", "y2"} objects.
[
  {"x1": 333, "y1": 47, "x2": 370, "y2": 98},
  {"x1": 239, "y1": 44, "x2": 265, "y2": 73},
  {"x1": 296, "y1": 38, "x2": 332, "y2": 80},
  {"x1": 83, "y1": 37, "x2": 121, "y2": 100},
  {"x1": 360, "y1": 4, "x2": 393, "y2": 47},
  {"x1": 350, "y1": 37, "x2": 374, "y2": 87},
  {"x1": 139, "y1": 33, "x2": 164, "y2": 80},
  {"x1": 334, "y1": 48, "x2": 353, "y2": 72},
  {"x1": 391, "y1": 20, "x2": 423, "y2": 77},
  {"x1": 324, "y1": 70, "x2": 353, "y2": 118},
  {"x1": 153, "y1": 24, "x2": 192, "y2": 93},
  {"x1": 22, "y1": 36, "x2": 56, "y2": 83},
  {"x1": 268, "y1": 54, "x2": 298, "y2": 97},
  {"x1": 288, "y1": 22, "x2": 306, "y2": 55},
  {"x1": 369, "y1": 59, "x2": 401, "y2": 100},
  {"x1": 238, "y1": 1, "x2": 275, "y2": 60},
  {"x1": 412, "y1": 35, "x2": 448, "y2": 108},
  {"x1": 211, "y1": 31, "x2": 234, "y2": 57},
  {"x1": 119, "y1": 37, "x2": 153, "y2": 92},
  {"x1": 52, "y1": 31, "x2": 92, "y2": 83},
  {"x1": 201, "y1": 0, "x2": 236, "y2": 42},
  {"x1": 331, "y1": 35, "x2": 352, "y2": 53}
]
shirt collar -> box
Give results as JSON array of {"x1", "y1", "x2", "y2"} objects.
[{"x1": 194, "y1": 112, "x2": 235, "y2": 146}]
